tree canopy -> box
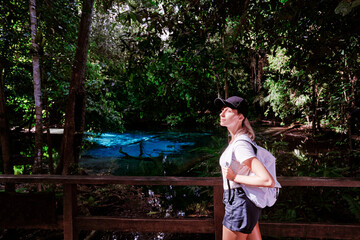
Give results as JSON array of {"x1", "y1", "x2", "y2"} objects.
[{"x1": 0, "y1": 0, "x2": 359, "y2": 173}]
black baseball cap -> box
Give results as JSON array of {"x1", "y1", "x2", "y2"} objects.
[{"x1": 214, "y1": 96, "x2": 249, "y2": 118}]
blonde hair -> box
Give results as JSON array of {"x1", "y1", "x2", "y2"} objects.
[{"x1": 234, "y1": 117, "x2": 255, "y2": 141}]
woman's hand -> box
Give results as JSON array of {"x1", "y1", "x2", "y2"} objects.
[{"x1": 222, "y1": 166, "x2": 236, "y2": 181}]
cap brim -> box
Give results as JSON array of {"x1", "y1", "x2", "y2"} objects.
[
  {"x1": 214, "y1": 98, "x2": 225, "y2": 110},
  {"x1": 214, "y1": 98, "x2": 235, "y2": 110}
]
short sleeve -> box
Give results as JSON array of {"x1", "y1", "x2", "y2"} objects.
[{"x1": 233, "y1": 140, "x2": 256, "y2": 164}]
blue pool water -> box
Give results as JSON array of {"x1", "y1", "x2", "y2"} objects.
[{"x1": 80, "y1": 131, "x2": 214, "y2": 176}]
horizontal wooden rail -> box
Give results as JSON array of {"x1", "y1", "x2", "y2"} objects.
[
  {"x1": 261, "y1": 222, "x2": 360, "y2": 239},
  {"x1": 0, "y1": 175, "x2": 222, "y2": 186},
  {"x1": 76, "y1": 217, "x2": 215, "y2": 233},
  {"x1": 1, "y1": 175, "x2": 360, "y2": 240},
  {"x1": 14, "y1": 217, "x2": 360, "y2": 239},
  {"x1": 1, "y1": 174, "x2": 360, "y2": 187},
  {"x1": 278, "y1": 176, "x2": 360, "y2": 187}
]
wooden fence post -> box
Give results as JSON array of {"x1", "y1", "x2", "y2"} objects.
[
  {"x1": 213, "y1": 185, "x2": 224, "y2": 240},
  {"x1": 63, "y1": 184, "x2": 78, "y2": 240}
]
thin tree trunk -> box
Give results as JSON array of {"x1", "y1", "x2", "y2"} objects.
[
  {"x1": 215, "y1": 68, "x2": 221, "y2": 98},
  {"x1": 316, "y1": 85, "x2": 324, "y2": 133},
  {"x1": 221, "y1": 34, "x2": 228, "y2": 99},
  {"x1": 0, "y1": 64, "x2": 12, "y2": 175},
  {"x1": 251, "y1": 55, "x2": 256, "y2": 90},
  {"x1": 251, "y1": 51, "x2": 267, "y2": 93},
  {"x1": 1, "y1": 66, "x2": 15, "y2": 193},
  {"x1": 57, "y1": 0, "x2": 95, "y2": 175},
  {"x1": 257, "y1": 51, "x2": 266, "y2": 92},
  {"x1": 348, "y1": 74, "x2": 358, "y2": 152},
  {"x1": 42, "y1": 64, "x2": 54, "y2": 174},
  {"x1": 311, "y1": 79, "x2": 322, "y2": 135},
  {"x1": 29, "y1": 0, "x2": 43, "y2": 174},
  {"x1": 350, "y1": 74, "x2": 357, "y2": 109},
  {"x1": 312, "y1": 80, "x2": 317, "y2": 135},
  {"x1": 234, "y1": 0, "x2": 250, "y2": 39}
]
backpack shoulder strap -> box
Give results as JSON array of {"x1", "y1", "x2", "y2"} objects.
[{"x1": 233, "y1": 134, "x2": 257, "y2": 155}]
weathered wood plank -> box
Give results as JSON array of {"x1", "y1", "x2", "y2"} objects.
[
  {"x1": 0, "y1": 192, "x2": 56, "y2": 227},
  {"x1": 76, "y1": 217, "x2": 214, "y2": 233},
  {"x1": 2, "y1": 216, "x2": 63, "y2": 230},
  {"x1": 1, "y1": 175, "x2": 359, "y2": 187},
  {"x1": 1, "y1": 174, "x2": 360, "y2": 240},
  {"x1": 6, "y1": 215, "x2": 359, "y2": 240},
  {"x1": 260, "y1": 222, "x2": 360, "y2": 239},
  {"x1": 277, "y1": 176, "x2": 360, "y2": 187},
  {"x1": 213, "y1": 185, "x2": 224, "y2": 240},
  {"x1": 63, "y1": 184, "x2": 78, "y2": 240},
  {"x1": 0, "y1": 175, "x2": 222, "y2": 186}
]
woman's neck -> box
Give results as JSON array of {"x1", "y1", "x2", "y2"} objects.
[
  {"x1": 228, "y1": 128, "x2": 243, "y2": 144},
  {"x1": 226, "y1": 117, "x2": 244, "y2": 143}
]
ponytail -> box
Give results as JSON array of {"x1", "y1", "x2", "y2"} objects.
[
  {"x1": 243, "y1": 118, "x2": 255, "y2": 140},
  {"x1": 234, "y1": 117, "x2": 255, "y2": 141}
]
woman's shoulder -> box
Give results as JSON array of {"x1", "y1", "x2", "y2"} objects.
[
  {"x1": 233, "y1": 134, "x2": 256, "y2": 154},
  {"x1": 233, "y1": 138, "x2": 253, "y2": 150},
  {"x1": 234, "y1": 134, "x2": 254, "y2": 145}
]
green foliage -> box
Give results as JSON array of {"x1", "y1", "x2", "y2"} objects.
[
  {"x1": 13, "y1": 165, "x2": 25, "y2": 175},
  {"x1": 290, "y1": 147, "x2": 352, "y2": 178},
  {"x1": 186, "y1": 135, "x2": 227, "y2": 177},
  {"x1": 165, "y1": 114, "x2": 183, "y2": 127},
  {"x1": 343, "y1": 193, "x2": 360, "y2": 222},
  {"x1": 1, "y1": 0, "x2": 359, "y2": 180},
  {"x1": 262, "y1": 185, "x2": 360, "y2": 223},
  {"x1": 2, "y1": 2, "x2": 360, "y2": 234},
  {"x1": 85, "y1": 61, "x2": 125, "y2": 132},
  {"x1": 263, "y1": 48, "x2": 310, "y2": 124},
  {"x1": 2, "y1": 0, "x2": 359, "y2": 133},
  {"x1": 1, "y1": 0, "x2": 80, "y2": 132},
  {"x1": 13, "y1": 164, "x2": 32, "y2": 175}
]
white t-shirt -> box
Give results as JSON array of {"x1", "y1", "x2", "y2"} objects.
[{"x1": 219, "y1": 135, "x2": 256, "y2": 190}]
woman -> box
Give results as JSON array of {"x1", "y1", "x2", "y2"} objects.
[{"x1": 214, "y1": 96, "x2": 275, "y2": 240}]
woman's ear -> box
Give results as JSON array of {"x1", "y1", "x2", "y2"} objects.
[
  {"x1": 238, "y1": 114, "x2": 246, "y2": 127},
  {"x1": 238, "y1": 113, "x2": 245, "y2": 120}
]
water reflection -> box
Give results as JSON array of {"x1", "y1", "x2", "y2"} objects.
[{"x1": 80, "y1": 131, "x2": 213, "y2": 175}]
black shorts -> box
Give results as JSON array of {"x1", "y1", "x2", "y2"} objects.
[{"x1": 223, "y1": 188, "x2": 261, "y2": 234}]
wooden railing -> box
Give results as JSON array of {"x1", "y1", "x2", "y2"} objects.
[{"x1": 0, "y1": 175, "x2": 360, "y2": 240}]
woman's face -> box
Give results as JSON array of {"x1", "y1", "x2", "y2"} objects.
[{"x1": 219, "y1": 107, "x2": 240, "y2": 128}]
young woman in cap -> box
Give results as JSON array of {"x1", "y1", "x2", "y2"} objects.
[{"x1": 214, "y1": 96, "x2": 275, "y2": 240}]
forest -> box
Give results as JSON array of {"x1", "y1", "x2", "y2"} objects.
[
  {"x1": 1, "y1": 0, "x2": 360, "y2": 239},
  {"x1": 1, "y1": 0, "x2": 359, "y2": 176}
]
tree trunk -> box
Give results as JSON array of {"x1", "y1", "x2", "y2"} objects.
[
  {"x1": 257, "y1": 51, "x2": 266, "y2": 92},
  {"x1": 222, "y1": 34, "x2": 228, "y2": 99},
  {"x1": 234, "y1": 0, "x2": 250, "y2": 39},
  {"x1": 349, "y1": 74, "x2": 357, "y2": 109},
  {"x1": 348, "y1": 74, "x2": 358, "y2": 152},
  {"x1": 42, "y1": 63, "x2": 54, "y2": 174},
  {"x1": 0, "y1": 64, "x2": 12, "y2": 175},
  {"x1": 56, "y1": 0, "x2": 95, "y2": 175},
  {"x1": 251, "y1": 51, "x2": 267, "y2": 93},
  {"x1": 29, "y1": 0, "x2": 43, "y2": 174},
  {"x1": 311, "y1": 80, "x2": 317, "y2": 135}
]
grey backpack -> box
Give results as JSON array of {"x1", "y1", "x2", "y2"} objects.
[{"x1": 233, "y1": 135, "x2": 281, "y2": 208}]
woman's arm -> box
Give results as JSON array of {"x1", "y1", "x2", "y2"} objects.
[{"x1": 223, "y1": 157, "x2": 275, "y2": 188}]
